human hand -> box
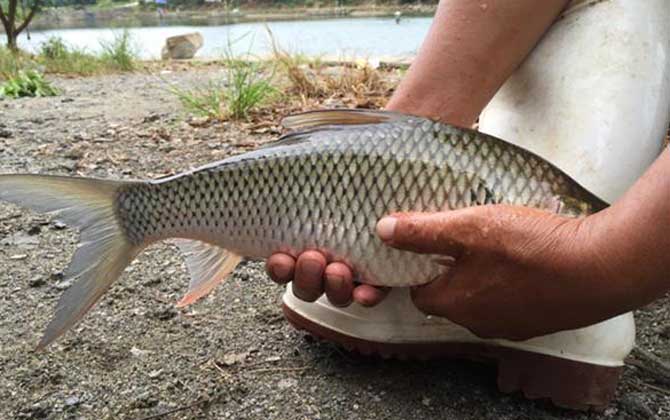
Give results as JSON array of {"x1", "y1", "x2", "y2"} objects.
[
  {"x1": 266, "y1": 251, "x2": 389, "y2": 307},
  {"x1": 376, "y1": 205, "x2": 624, "y2": 341}
]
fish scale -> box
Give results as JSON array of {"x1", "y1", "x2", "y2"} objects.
[
  {"x1": 0, "y1": 109, "x2": 608, "y2": 347},
  {"x1": 113, "y1": 114, "x2": 603, "y2": 287}
]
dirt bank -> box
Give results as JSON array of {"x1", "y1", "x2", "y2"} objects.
[{"x1": 1, "y1": 67, "x2": 670, "y2": 419}]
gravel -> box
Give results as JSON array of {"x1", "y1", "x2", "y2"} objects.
[{"x1": 1, "y1": 67, "x2": 669, "y2": 419}]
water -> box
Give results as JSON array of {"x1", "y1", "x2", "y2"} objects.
[{"x1": 9, "y1": 17, "x2": 432, "y2": 60}]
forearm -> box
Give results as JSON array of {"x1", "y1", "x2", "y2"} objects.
[
  {"x1": 588, "y1": 149, "x2": 670, "y2": 310},
  {"x1": 386, "y1": 0, "x2": 570, "y2": 126}
]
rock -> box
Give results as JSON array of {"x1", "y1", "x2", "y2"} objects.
[
  {"x1": 161, "y1": 32, "x2": 204, "y2": 60},
  {"x1": 130, "y1": 346, "x2": 151, "y2": 357},
  {"x1": 150, "y1": 305, "x2": 177, "y2": 320},
  {"x1": 64, "y1": 395, "x2": 80, "y2": 407},
  {"x1": 54, "y1": 278, "x2": 73, "y2": 290},
  {"x1": 0, "y1": 232, "x2": 39, "y2": 248},
  {"x1": 26, "y1": 225, "x2": 41, "y2": 235},
  {"x1": 221, "y1": 351, "x2": 249, "y2": 366},
  {"x1": 277, "y1": 378, "x2": 297, "y2": 390},
  {"x1": 28, "y1": 276, "x2": 46, "y2": 288},
  {"x1": 0, "y1": 128, "x2": 12, "y2": 138},
  {"x1": 52, "y1": 221, "x2": 67, "y2": 230}
]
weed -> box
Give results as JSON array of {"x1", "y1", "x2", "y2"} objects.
[
  {"x1": 268, "y1": 27, "x2": 322, "y2": 98},
  {"x1": 224, "y1": 59, "x2": 277, "y2": 120},
  {"x1": 39, "y1": 37, "x2": 69, "y2": 60},
  {"x1": 0, "y1": 69, "x2": 59, "y2": 98},
  {"x1": 100, "y1": 29, "x2": 138, "y2": 71},
  {"x1": 169, "y1": 81, "x2": 226, "y2": 120},
  {"x1": 0, "y1": 46, "x2": 32, "y2": 79},
  {"x1": 38, "y1": 37, "x2": 105, "y2": 76},
  {"x1": 266, "y1": 27, "x2": 390, "y2": 108},
  {"x1": 169, "y1": 35, "x2": 277, "y2": 121}
]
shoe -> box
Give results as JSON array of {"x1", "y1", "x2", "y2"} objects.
[{"x1": 282, "y1": 284, "x2": 635, "y2": 411}]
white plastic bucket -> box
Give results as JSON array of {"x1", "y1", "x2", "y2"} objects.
[{"x1": 479, "y1": 0, "x2": 670, "y2": 204}]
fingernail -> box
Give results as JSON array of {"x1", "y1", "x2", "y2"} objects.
[
  {"x1": 302, "y1": 259, "x2": 323, "y2": 278},
  {"x1": 326, "y1": 273, "x2": 344, "y2": 287},
  {"x1": 271, "y1": 264, "x2": 291, "y2": 281},
  {"x1": 376, "y1": 217, "x2": 397, "y2": 241}
]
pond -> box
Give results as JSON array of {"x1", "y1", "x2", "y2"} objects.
[{"x1": 8, "y1": 17, "x2": 433, "y2": 60}]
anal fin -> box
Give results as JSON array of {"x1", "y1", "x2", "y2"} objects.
[{"x1": 173, "y1": 240, "x2": 242, "y2": 308}]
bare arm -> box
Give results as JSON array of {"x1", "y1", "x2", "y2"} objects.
[
  {"x1": 387, "y1": 0, "x2": 570, "y2": 126},
  {"x1": 267, "y1": 0, "x2": 571, "y2": 307}
]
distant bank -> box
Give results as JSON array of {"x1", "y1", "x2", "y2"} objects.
[{"x1": 32, "y1": 4, "x2": 437, "y2": 31}]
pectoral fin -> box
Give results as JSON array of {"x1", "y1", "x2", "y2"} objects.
[{"x1": 174, "y1": 240, "x2": 242, "y2": 308}]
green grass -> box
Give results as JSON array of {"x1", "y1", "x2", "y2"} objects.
[
  {"x1": 38, "y1": 37, "x2": 105, "y2": 76},
  {"x1": 169, "y1": 81, "x2": 226, "y2": 120},
  {"x1": 99, "y1": 30, "x2": 138, "y2": 72},
  {"x1": 29, "y1": 34, "x2": 139, "y2": 76},
  {"x1": 170, "y1": 38, "x2": 277, "y2": 121},
  {"x1": 224, "y1": 59, "x2": 277, "y2": 120},
  {"x1": 0, "y1": 47, "x2": 57, "y2": 98},
  {"x1": 0, "y1": 46, "x2": 31, "y2": 79}
]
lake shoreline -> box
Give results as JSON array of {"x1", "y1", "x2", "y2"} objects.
[{"x1": 32, "y1": 4, "x2": 437, "y2": 31}]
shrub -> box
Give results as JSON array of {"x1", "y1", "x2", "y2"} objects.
[{"x1": 0, "y1": 70, "x2": 59, "y2": 98}]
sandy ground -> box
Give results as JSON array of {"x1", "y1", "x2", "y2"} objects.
[{"x1": 1, "y1": 68, "x2": 670, "y2": 420}]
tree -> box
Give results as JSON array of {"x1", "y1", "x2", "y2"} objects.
[{"x1": 0, "y1": 0, "x2": 41, "y2": 51}]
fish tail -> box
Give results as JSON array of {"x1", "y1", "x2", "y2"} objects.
[{"x1": 0, "y1": 174, "x2": 143, "y2": 349}]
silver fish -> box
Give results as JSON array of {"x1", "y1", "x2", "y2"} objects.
[{"x1": 0, "y1": 109, "x2": 607, "y2": 348}]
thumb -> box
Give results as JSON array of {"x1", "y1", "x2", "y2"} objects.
[{"x1": 376, "y1": 211, "x2": 477, "y2": 256}]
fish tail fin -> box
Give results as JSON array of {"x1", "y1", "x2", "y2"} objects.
[{"x1": 0, "y1": 174, "x2": 142, "y2": 349}]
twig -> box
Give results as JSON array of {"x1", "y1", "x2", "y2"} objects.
[
  {"x1": 134, "y1": 398, "x2": 209, "y2": 420},
  {"x1": 628, "y1": 346, "x2": 670, "y2": 386},
  {"x1": 640, "y1": 381, "x2": 670, "y2": 397},
  {"x1": 243, "y1": 366, "x2": 309, "y2": 375}
]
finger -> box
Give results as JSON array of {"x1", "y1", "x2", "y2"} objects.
[
  {"x1": 292, "y1": 251, "x2": 327, "y2": 302},
  {"x1": 324, "y1": 262, "x2": 354, "y2": 307},
  {"x1": 410, "y1": 275, "x2": 453, "y2": 317},
  {"x1": 353, "y1": 285, "x2": 390, "y2": 307},
  {"x1": 266, "y1": 253, "x2": 296, "y2": 284},
  {"x1": 376, "y1": 210, "x2": 483, "y2": 256}
]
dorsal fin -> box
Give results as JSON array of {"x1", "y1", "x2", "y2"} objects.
[{"x1": 281, "y1": 109, "x2": 407, "y2": 130}]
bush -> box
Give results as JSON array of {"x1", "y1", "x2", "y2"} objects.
[{"x1": 0, "y1": 70, "x2": 59, "y2": 98}]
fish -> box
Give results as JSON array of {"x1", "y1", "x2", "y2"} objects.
[{"x1": 0, "y1": 109, "x2": 608, "y2": 349}]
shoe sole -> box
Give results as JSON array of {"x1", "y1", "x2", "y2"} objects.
[{"x1": 282, "y1": 303, "x2": 622, "y2": 411}]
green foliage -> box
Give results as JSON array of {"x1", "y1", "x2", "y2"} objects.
[
  {"x1": 100, "y1": 29, "x2": 138, "y2": 71},
  {"x1": 0, "y1": 69, "x2": 59, "y2": 98},
  {"x1": 169, "y1": 81, "x2": 226, "y2": 120},
  {"x1": 0, "y1": 46, "x2": 34, "y2": 79},
  {"x1": 0, "y1": 46, "x2": 20, "y2": 78},
  {"x1": 39, "y1": 37, "x2": 69, "y2": 60},
  {"x1": 170, "y1": 38, "x2": 277, "y2": 121},
  {"x1": 38, "y1": 37, "x2": 105, "y2": 75},
  {"x1": 224, "y1": 58, "x2": 277, "y2": 120}
]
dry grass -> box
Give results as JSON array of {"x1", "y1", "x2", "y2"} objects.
[{"x1": 267, "y1": 26, "x2": 394, "y2": 110}]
